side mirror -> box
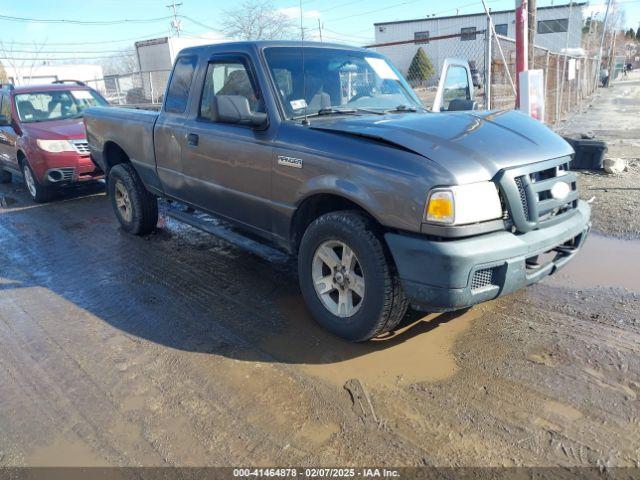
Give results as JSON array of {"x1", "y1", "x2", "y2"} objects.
[
  {"x1": 211, "y1": 95, "x2": 267, "y2": 128},
  {"x1": 0, "y1": 114, "x2": 9, "y2": 126},
  {"x1": 447, "y1": 99, "x2": 478, "y2": 111}
]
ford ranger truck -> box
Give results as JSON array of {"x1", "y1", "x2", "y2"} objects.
[{"x1": 84, "y1": 41, "x2": 591, "y2": 342}]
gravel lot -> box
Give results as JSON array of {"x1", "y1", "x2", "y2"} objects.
[
  {"x1": 0, "y1": 76, "x2": 638, "y2": 470},
  {"x1": 559, "y1": 71, "x2": 640, "y2": 240}
]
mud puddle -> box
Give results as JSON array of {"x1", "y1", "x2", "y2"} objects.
[
  {"x1": 266, "y1": 297, "x2": 493, "y2": 389},
  {"x1": 26, "y1": 434, "x2": 109, "y2": 467},
  {"x1": 545, "y1": 233, "x2": 640, "y2": 292}
]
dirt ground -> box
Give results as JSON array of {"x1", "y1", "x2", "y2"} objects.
[
  {"x1": 0, "y1": 77, "x2": 639, "y2": 471},
  {"x1": 559, "y1": 70, "x2": 640, "y2": 239}
]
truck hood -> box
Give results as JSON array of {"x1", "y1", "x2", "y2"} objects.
[
  {"x1": 309, "y1": 110, "x2": 573, "y2": 183},
  {"x1": 22, "y1": 118, "x2": 86, "y2": 140}
]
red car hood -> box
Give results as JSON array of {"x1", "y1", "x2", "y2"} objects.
[{"x1": 22, "y1": 118, "x2": 86, "y2": 140}]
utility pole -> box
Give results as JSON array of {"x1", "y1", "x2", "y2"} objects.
[
  {"x1": 166, "y1": 1, "x2": 183, "y2": 37},
  {"x1": 607, "y1": 23, "x2": 618, "y2": 83},
  {"x1": 594, "y1": 0, "x2": 613, "y2": 90},
  {"x1": 485, "y1": 10, "x2": 492, "y2": 109},
  {"x1": 515, "y1": 0, "x2": 529, "y2": 107},
  {"x1": 528, "y1": 0, "x2": 536, "y2": 66}
]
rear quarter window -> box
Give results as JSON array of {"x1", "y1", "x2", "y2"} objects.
[{"x1": 165, "y1": 55, "x2": 198, "y2": 114}]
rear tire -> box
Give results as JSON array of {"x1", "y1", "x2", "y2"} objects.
[
  {"x1": 298, "y1": 211, "x2": 409, "y2": 342},
  {"x1": 0, "y1": 169, "x2": 11, "y2": 183},
  {"x1": 21, "y1": 161, "x2": 55, "y2": 203},
  {"x1": 107, "y1": 163, "x2": 158, "y2": 235}
]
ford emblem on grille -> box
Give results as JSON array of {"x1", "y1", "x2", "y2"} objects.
[{"x1": 550, "y1": 181, "x2": 571, "y2": 200}]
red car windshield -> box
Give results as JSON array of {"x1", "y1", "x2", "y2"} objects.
[{"x1": 14, "y1": 89, "x2": 107, "y2": 123}]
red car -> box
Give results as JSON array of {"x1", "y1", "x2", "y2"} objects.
[{"x1": 0, "y1": 80, "x2": 108, "y2": 202}]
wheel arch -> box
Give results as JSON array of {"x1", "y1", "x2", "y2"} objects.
[
  {"x1": 16, "y1": 149, "x2": 27, "y2": 166},
  {"x1": 290, "y1": 191, "x2": 384, "y2": 254},
  {"x1": 102, "y1": 141, "x2": 131, "y2": 175}
]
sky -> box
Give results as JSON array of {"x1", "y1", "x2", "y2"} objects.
[{"x1": 0, "y1": 0, "x2": 638, "y2": 63}]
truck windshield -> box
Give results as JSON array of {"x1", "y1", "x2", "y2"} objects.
[
  {"x1": 264, "y1": 47, "x2": 421, "y2": 119},
  {"x1": 15, "y1": 89, "x2": 108, "y2": 123}
]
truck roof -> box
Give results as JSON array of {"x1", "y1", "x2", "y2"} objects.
[{"x1": 178, "y1": 40, "x2": 371, "y2": 56}]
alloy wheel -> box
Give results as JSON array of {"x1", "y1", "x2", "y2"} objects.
[
  {"x1": 312, "y1": 240, "x2": 365, "y2": 317},
  {"x1": 114, "y1": 181, "x2": 133, "y2": 223},
  {"x1": 23, "y1": 165, "x2": 37, "y2": 198}
]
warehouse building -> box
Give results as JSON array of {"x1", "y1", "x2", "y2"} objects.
[{"x1": 373, "y1": 2, "x2": 586, "y2": 82}]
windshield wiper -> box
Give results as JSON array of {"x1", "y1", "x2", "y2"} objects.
[
  {"x1": 317, "y1": 107, "x2": 358, "y2": 116},
  {"x1": 293, "y1": 107, "x2": 384, "y2": 120},
  {"x1": 384, "y1": 104, "x2": 422, "y2": 113}
]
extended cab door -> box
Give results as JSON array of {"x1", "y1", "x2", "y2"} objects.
[
  {"x1": 177, "y1": 54, "x2": 274, "y2": 232},
  {"x1": 154, "y1": 55, "x2": 199, "y2": 198},
  {"x1": 432, "y1": 59, "x2": 477, "y2": 112}
]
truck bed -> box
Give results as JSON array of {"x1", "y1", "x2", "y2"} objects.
[{"x1": 84, "y1": 106, "x2": 159, "y2": 186}]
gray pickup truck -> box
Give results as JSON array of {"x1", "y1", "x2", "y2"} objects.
[{"x1": 85, "y1": 41, "x2": 591, "y2": 341}]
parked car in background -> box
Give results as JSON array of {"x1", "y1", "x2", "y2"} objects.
[{"x1": 0, "y1": 80, "x2": 108, "y2": 202}]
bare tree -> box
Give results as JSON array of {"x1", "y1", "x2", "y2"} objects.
[
  {"x1": 0, "y1": 41, "x2": 48, "y2": 85},
  {"x1": 220, "y1": 0, "x2": 296, "y2": 40},
  {"x1": 100, "y1": 49, "x2": 138, "y2": 76}
]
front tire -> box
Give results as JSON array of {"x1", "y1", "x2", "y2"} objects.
[
  {"x1": 22, "y1": 161, "x2": 54, "y2": 203},
  {"x1": 298, "y1": 211, "x2": 409, "y2": 342},
  {"x1": 107, "y1": 163, "x2": 158, "y2": 235}
]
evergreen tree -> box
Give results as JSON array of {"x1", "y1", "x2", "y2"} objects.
[{"x1": 407, "y1": 48, "x2": 435, "y2": 86}]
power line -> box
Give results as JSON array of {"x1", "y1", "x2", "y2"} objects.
[
  {"x1": 322, "y1": 0, "x2": 427, "y2": 24},
  {"x1": 0, "y1": 31, "x2": 170, "y2": 46},
  {"x1": 0, "y1": 13, "x2": 171, "y2": 25},
  {"x1": 0, "y1": 47, "x2": 137, "y2": 54}
]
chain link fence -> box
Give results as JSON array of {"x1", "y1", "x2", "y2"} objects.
[
  {"x1": 368, "y1": 23, "x2": 604, "y2": 125},
  {"x1": 82, "y1": 28, "x2": 603, "y2": 123},
  {"x1": 84, "y1": 70, "x2": 170, "y2": 107},
  {"x1": 490, "y1": 35, "x2": 599, "y2": 124},
  {"x1": 371, "y1": 30, "x2": 489, "y2": 109}
]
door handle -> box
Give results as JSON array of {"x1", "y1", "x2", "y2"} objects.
[{"x1": 187, "y1": 133, "x2": 199, "y2": 147}]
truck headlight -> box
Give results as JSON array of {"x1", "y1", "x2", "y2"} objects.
[
  {"x1": 36, "y1": 139, "x2": 75, "y2": 153},
  {"x1": 425, "y1": 182, "x2": 503, "y2": 225}
]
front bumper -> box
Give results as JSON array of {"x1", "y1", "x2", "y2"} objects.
[
  {"x1": 385, "y1": 200, "x2": 591, "y2": 311},
  {"x1": 30, "y1": 151, "x2": 103, "y2": 185}
]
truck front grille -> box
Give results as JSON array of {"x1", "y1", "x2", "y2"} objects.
[
  {"x1": 70, "y1": 140, "x2": 90, "y2": 156},
  {"x1": 471, "y1": 268, "x2": 496, "y2": 291},
  {"x1": 497, "y1": 156, "x2": 578, "y2": 233},
  {"x1": 514, "y1": 176, "x2": 530, "y2": 221}
]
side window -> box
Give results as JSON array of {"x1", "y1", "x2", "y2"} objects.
[
  {"x1": 538, "y1": 19, "x2": 568, "y2": 34},
  {"x1": 165, "y1": 55, "x2": 197, "y2": 114},
  {"x1": 441, "y1": 65, "x2": 471, "y2": 110},
  {"x1": 460, "y1": 27, "x2": 477, "y2": 41},
  {"x1": 494, "y1": 24, "x2": 508, "y2": 36},
  {"x1": 414, "y1": 31, "x2": 429, "y2": 45},
  {"x1": 199, "y1": 59, "x2": 264, "y2": 122}
]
